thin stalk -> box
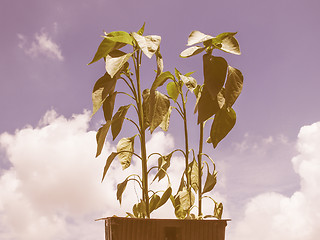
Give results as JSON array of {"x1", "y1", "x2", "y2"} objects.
[
  {"x1": 198, "y1": 122, "x2": 204, "y2": 217},
  {"x1": 133, "y1": 50, "x2": 150, "y2": 218}
]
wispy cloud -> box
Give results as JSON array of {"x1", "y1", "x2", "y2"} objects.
[{"x1": 17, "y1": 30, "x2": 64, "y2": 61}]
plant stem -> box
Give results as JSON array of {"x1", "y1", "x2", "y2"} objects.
[
  {"x1": 198, "y1": 122, "x2": 204, "y2": 217},
  {"x1": 134, "y1": 50, "x2": 150, "y2": 218}
]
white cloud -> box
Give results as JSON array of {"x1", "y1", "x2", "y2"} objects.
[
  {"x1": 17, "y1": 30, "x2": 64, "y2": 61},
  {"x1": 229, "y1": 121, "x2": 320, "y2": 240}
]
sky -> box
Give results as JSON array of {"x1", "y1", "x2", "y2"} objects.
[{"x1": 1, "y1": 0, "x2": 320, "y2": 239}]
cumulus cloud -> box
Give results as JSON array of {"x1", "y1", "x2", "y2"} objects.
[
  {"x1": 229, "y1": 121, "x2": 320, "y2": 240},
  {"x1": 17, "y1": 30, "x2": 64, "y2": 61}
]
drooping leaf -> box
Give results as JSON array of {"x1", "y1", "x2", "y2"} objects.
[
  {"x1": 116, "y1": 179, "x2": 128, "y2": 204},
  {"x1": 210, "y1": 107, "x2": 236, "y2": 148},
  {"x1": 166, "y1": 82, "x2": 179, "y2": 102},
  {"x1": 179, "y1": 74, "x2": 197, "y2": 92},
  {"x1": 133, "y1": 200, "x2": 147, "y2": 218},
  {"x1": 180, "y1": 46, "x2": 206, "y2": 58},
  {"x1": 105, "y1": 31, "x2": 133, "y2": 45},
  {"x1": 224, "y1": 66, "x2": 243, "y2": 107},
  {"x1": 187, "y1": 30, "x2": 214, "y2": 46},
  {"x1": 189, "y1": 159, "x2": 199, "y2": 193},
  {"x1": 178, "y1": 188, "x2": 195, "y2": 211},
  {"x1": 155, "y1": 48, "x2": 164, "y2": 77},
  {"x1": 137, "y1": 22, "x2": 146, "y2": 35},
  {"x1": 91, "y1": 73, "x2": 117, "y2": 117},
  {"x1": 159, "y1": 106, "x2": 172, "y2": 132},
  {"x1": 102, "y1": 91, "x2": 117, "y2": 121},
  {"x1": 105, "y1": 50, "x2": 133, "y2": 78},
  {"x1": 202, "y1": 169, "x2": 217, "y2": 194},
  {"x1": 150, "y1": 194, "x2": 161, "y2": 213},
  {"x1": 88, "y1": 38, "x2": 125, "y2": 65},
  {"x1": 111, "y1": 105, "x2": 131, "y2": 140},
  {"x1": 96, "y1": 120, "x2": 112, "y2": 157},
  {"x1": 153, "y1": 152, "x2": 173, "y2": 181},
  {"x1": 156, "y1": 187, "x2": 172, "y2": 209},
  {"x1": 214, "y1": 202, "x2": 223, "y2": 219},
  {"x1": 116, "y1": 136, "x2": 135, "y2": 169},
  {"x1": 132, "y1": 32, "x2": 161, "y2": 58},
  {"x1": 171, "y1": 195, "x2": 187, "y2": 219},
  {"x1": 203, "y1": 54, "x2": 228, "y2": 99},
  {"x1": 101, "y1": 152, "x2": 118, "y2": 182},
  {"x1": 151, "y1": 71, "x2": 175, "y2": 91},
  {"x1": 215, "y1": 32, "x2": 241, "y2": 55},
  {"x1": 142, "y1": 89, "x2": 170, "y2": 133}
]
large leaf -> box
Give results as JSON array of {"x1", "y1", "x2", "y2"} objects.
[
  {"x1": 117, "y1": 179, "x2": 128, "y2": 204},
  {"x1": 111, "y1": 105, "x2": 131, "y2": 140},
  {"x1": 88, "y1": 38, "x2": 125, "y2": 65},
  {"x1": 203, "y1": 54, "x2": 228, "y2": 99},
  {"x1": 103, "y1": 91, "x2": 117, "y2": 121},
  {"x1": 142, "y1": 89, "x2": 170, "y2": 133},
  {"x1": 215, "y1": 32, "x2": 241, "y2": 55},
  {"x1": 95, "y1": 121, "x2": 112, "y2": 157},
  {"x1": 105, "y1": 31, "x2": 133, "y2": 45},
  {"x1": 91, "y1": 73, "x2": 117, "y2": 117},
  {"x1": 166, "y1": 82, "x2": 179, "y2": 102},
  {"x1": 187, "y1": 30, "x2": 214, "y2": 46},
  {"x1": 159, "y1": 106, "x2": 172, "y2": 132},
  {"x1": 178, "y1": 188, "x2": 195, "y2": 211},
  {"x1": 189, "y1": 159, "x2": 199, "y2": 193},
  {"x1": 179, "y1": 74, "x2": 197, "y2": 92},
  {"x1": 156, "y1": 187, "x2": 172, "y2": 209},
  {"x1": 210, "y1": 107, "x2": 236, "y2": 148},
  {"x1": 225, "y1": 66, "x2": 243, "y2": 107},
  {"x1": 101, "y1": 152, "x2": 118, "y2": 182},
  {"x1": 202, "y1": 169, "x2": 217, "y2": 194},
  {"x1": 150, "y1": 194, "x2": 161, "y2": 213},
  {"x1": 180, "y1": 46, "x2": 205, "y2": 58},
  {"x1": 154, "y1": 152, "x2": 173, "y2": 181},
  {"x1": 105, "y1": 50, "x2": 133, "y2": 78},
  {"x1": 116, "y1": 136, "x2": 135, "y2": 169},
  {"x1": 132, "y1": 32, "x2": 161, "y2": 58},
  {"x1": 151, "y1": 71, "x2": 175, "y2": 91},
  {"x1": 171, "y1": 195, "x2": 187, "y2": 219}
]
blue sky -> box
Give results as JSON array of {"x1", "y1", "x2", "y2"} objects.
[{"x1": 1, "y1": 0, "x2": 320, "y2": 239}]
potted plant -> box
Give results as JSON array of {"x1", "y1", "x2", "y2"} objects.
[{"x1": 88, "y1": 23, "x2": 243, "y2": 240}]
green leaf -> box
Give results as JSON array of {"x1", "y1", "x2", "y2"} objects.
[
  {"x1": 153, "y1": 152, "x2": 173, "y2": 181},
  {"x1": 117, "y1": 179, "x2": 128, "y2": 204},
  {"x1": 101, "y1": 152, "x2": 118, "y2": 182},
  {"x1": 187, "y1": 30, "x2": 214, "y2": 46},
  {"x1": 142, "y1": 89, "x2": 170, "y2": 133},
  {"x1": 174, "y1": 68, "x2": 181, "y2": 80},
  {"x1": 214, "y1": 202, "x2": 223, "y2": 219},
  {"x1": 215, "y1": 32, "x2": 241, "y2": 55},
  {"x1": 171, "y1": 195, "x2": 187, "y2": 219},
  {"x1": 137, "y1": 22, "x2": 146, "y2": 35},
  {"x1": 88, "y1": 38, "x2": 125, "y2": 65},
  {"x1": 210, "y1": 107, "x2": 236, "y2": 148},
  {"x1": 105, "y1": 31, "x2": 133, "y2": 45},
  {"x1": 116, "y1": 136, "x2": 135, "y2": 169},
  {"x1": 150, "y1": 194, "x2": 161, "y2": 213},
  {"x1": 102, "y1": 91, "x2": 117, "y2": 121},
  {"x1": 179, "y1": 74, "x2": 197, "y2": 92},
  {"x1": 111, "y1": 104, "x2": 131, "y2": 140},
  {"x1": 178, "y1": 188, "x2": 195, "y2": 211},
  {"x1": 151, "y1": 71, "x2": 175, "y2": 91},
  {"x1": 156, "y1": 187, "x2": 172, "y2": 209},
  {"x1": 203, "y1": 54, "x2": 228, "y2": 100},
  {"x1": 225, "y1": 66, "x2": 243, "y2": 107},
  {"x1": 180, "y1": 46, "x2": 205, "y2": 58},
  {"x1": 189, "y1": 159, "x2": 199, "y2": 193},
  {"x1": 105, "y1": 50, "x2": 133, "y2": 78},
  {"x1": 91, "y1": 73, "x2": 117, "y2": 117},
  {"x1": 132, "y1": 32, "x2": 161, "y2": 58},
  {"x1": 159, "y1": 106, "x2": 172, "y2": 132},
  {"x1": 95, "y1": 121, "x2": 112, "y2": 157},
  {"x1": 166, "y1": 82, "x2": 179, "y2": 102},
  {"x1": 202, "y1": 169, "x2": 217, "y2": 194}
]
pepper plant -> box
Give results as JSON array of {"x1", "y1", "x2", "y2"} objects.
[{"x1": 88, "y1": 24, "x2": 243, "y2": 220}]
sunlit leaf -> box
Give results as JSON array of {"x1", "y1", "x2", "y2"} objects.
[
  {"x1": 151, "y1": 71, "x2": 175, "y2": 91},
  {"x1": 132, "y1": 32, "x2": 161, "y2": 58},
  {"x1": 166, "y1": 82, "x2": 179, "y2": 102},
  {"x1": 96, "y1": 120, "x2": 112, "y2": 157},
  {"x1": 116, "y1": 136, "x2": 135, "y2": 169},
  {"x1": 203, "y1": 54, "x2": 228, "y2": 99},
  {"x1": 178, "y1": 188, "x2": 195, "y2": 211},
  {"x1": 180, "y1": 46, "x2": 205, "y2": 58},
  {"x1": 189, "y1": 159, "x2": 199, "y2": 193},
  {"x1": 137, "y1": 22, "x2": 146, "y2": 35},
  {"x1": 105, "y1": 31, "x2": 133, "y2": 45},
  {"x1": 111, "y1": 104, "x2": 131, "y2": 140},
  {"x1": 150, "y1": 194, "x2": 161, "y2": 213},
  {"x1": 187, "y1": 30, "x2": 214, "y2": 46},
  {"x1": 225, "y1": 66, "x2": 243, "y2": 107},
  {"x1": 214, "y1": 202, "x2": 223, "y2": 219},
  {"x1": 179, "y1": 74, "x2": 197, "y2": 92},
  {"x1": 202, "y1": 169, "x2": 217, "y2": 194},
  {"x1": 117, "y1": 179, "x2": 128, "y2": 204},
  {"x1": 102, "y1": 91, "x2": 117, "y2": 121},
  {"x1": 101, "y1": 152, "x2": 118, "y2": 182},
  {"x1": 210, "y1": 107, "x2": 236, "y2": 148},
  {"x1": 159, "y1": 106, "x2": 172, "y2": 132},
  {"x1": 105, "y1": 50, "x2": 133, "y2": 78},
  {"x1": 215, "y1": 32, "x2": 241, "y2": 55},
  {"x1": 171, "y1": 195, "x2": 187, "y2": 219},
  {"x1": 156, "y1": 187, "x2": 172, "y2": 209}
]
